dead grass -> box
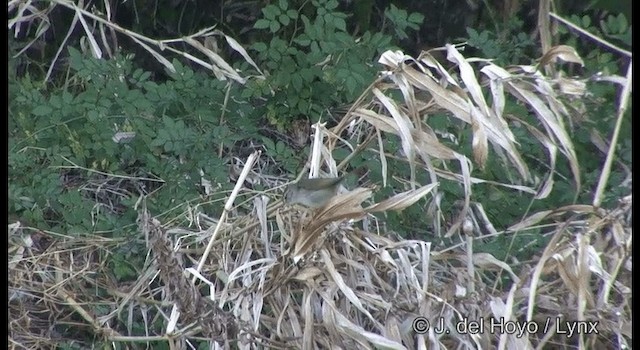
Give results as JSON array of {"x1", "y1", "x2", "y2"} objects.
[{"x1": 8, "y1": 188, "x2": 632, "y2": 349}]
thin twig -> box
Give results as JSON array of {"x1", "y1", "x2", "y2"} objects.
[
  {"x1": 593, "y1": 60, "x2": 632, "y2": 207},
  {"x1": 53, "y1": 155, "x2": 165, "y2": 182},
  {"x1": 193, "y1": 150, "x2": 261, "y2": 276}
]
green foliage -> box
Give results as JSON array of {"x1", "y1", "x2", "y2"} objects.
[
  {"x1": 465, "y1": 18, "x2": 537, "y2": 65},
  {"x1": 262, "y1": 137, "x2": 301, "y2": 175},
  {"x1": 384, "y1": 4, "x2": 425, "y2": 40},
  {"x1": 475, "y1": 229, "x2": 549, "y2": 262},
  {"x1": 58, "y1": 342, "x2": 92, "y2": 350},
  {"x1": 254, "y1": 0, "x2": 300, "y2": 33},
  {"x1": 563, "y1": 13, "x2": 631, "y2": 49},
  {"x1": 8, "y1": 46, "x2": 253, "y2": 235},
  {"x1": 457, "y1": 9, "x2": 631, "y2": 258},
  {"x1": 109, "y1": 244, "x2": 144, "y2": 281},
  {"x1": 9, "y1": 0, "x2": 430, "y2": 235},
  {"x1": 599, "y1": 13, "x2": 631, "y2": 45},
  {"x1": 554, "y1": 13, "x2": 632, "y2": 209},
  {"x1": 558, "y1": 13, "x2": 631, "y2": 75},
  {"x1": 247, "y1": 0, "x2": 418, "y2": 129}
]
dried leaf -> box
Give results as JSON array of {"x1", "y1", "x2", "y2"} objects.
[
  {"x1": 539, "y1": 45, "x2": 584, "y2": 67},
  {"x1": 366, "y1": 183, "x2": 437, "y2": 213}
]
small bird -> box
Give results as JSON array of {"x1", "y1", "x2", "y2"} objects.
[{"x1": 284, "y1": 176, "x2": 346, "y2": 208}]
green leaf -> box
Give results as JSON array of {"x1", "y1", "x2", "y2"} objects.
[
  {"x1": 286, "y1": 9, "x2": 298, "y2": 19},
  {"x1": 299, "y1": 68, "x2": 315, "y2": 82},
  {"x1": 345, "y1": 77, "x2": 356, "y2": 96},
  {"x1": 310, "y1": 41, "x2": 320, "y2": 53},
  {"x1": 113, "y1": 259, "x2": 136, "y2": 280},
  {"x1": 334, "y1": 17, "x2": 346, "y2": 32},
  {"x1": 252, "y1": 42, "x2": 268, "y2": 52},
  {"x1": 291, "y1": 73, "x2": 303, "y2": 91},
  {"x1": 388, "y1": 3, "x2": 398, "y2": 13},
  {"x1": 262, "y1": 5, "x2": 279, "y2": 20},
  {"x1": 467, "y1": 30, "x2": 478, "y2": 46},
  {"x1": 49, "y1": 95, "x2": 62, "y2": 109},
  {"x1": 262, "y1": 137, "x2": 275, "y2": 152},
  {"x1": 32, "y1": 105, "x2": 53, "y2": 116},
  {"x1": 326, "y1": 0, "x2": 338, "y2": 10},
  {"x1": 87, "y1": 109, "x2": 100, "y2": 122},
  {"x1": 297, "y1": 99, "x2": 309, "y2": 114},
  {"x1": 268, "y1": 48, "x2": 281, "y2": 62},
  {"x1": 319, "y1": 40, "x2": 335, "y2": 53},
  {"x1": 254, "y1": 19, "x2": 270, "y2": 29},
  {"x1": 67, "y1": 46, "x2": 84, "y2": 70},
  {"x1": 275, "y1": 140, "x2": 285, "y2": 153},
  {"x1": 334, "y1": 31, "x2": 352, "y2": 44},
  {"x1": 294, "y1": 34, "x2": 311, "y2": 46},
  {"x1": 270, "y1": 21, "x2": 281, "y2": 33},
  {"x1": 286, "y1": 46, "x2": 299, "y2": 55},
  {"x1": 301, "y1": 15, "x2": 315, "y2": 38},
  {"x1": 162, "y1": 115, "x2": 175, "y2": 128},
  {"x1": 408, "y1": 12, "x2": 424, "y2": 25},
  {"x1": 610, "y1": 15, "x2": 621, "y2": 33},
  {"x1": 618, "y1": 14, "x2": 628, "y2": 32},
  {"x1": 279, "y1": 14, "x2": 290, "y2": 26}
]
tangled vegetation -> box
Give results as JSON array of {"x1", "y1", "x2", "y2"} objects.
[{"x1": 9, "y1": 0, "x2": 631, "y2": 349}]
